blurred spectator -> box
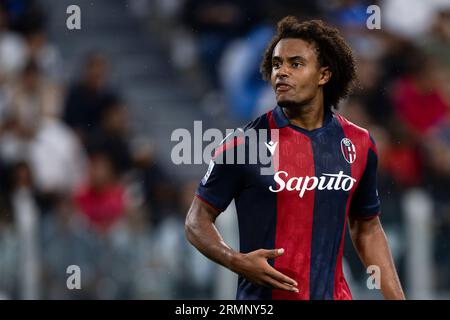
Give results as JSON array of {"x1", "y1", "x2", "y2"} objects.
[
  {"x1": 24, "y1": 27, "x2": 63, "y2": 82},
  {"x1": 0, "y1": 60, "x2": 82, "y2": 201},
  {"x1": 219, "y1": 24, "x2": 275, "y2": 121},
  {"x1": 8, "y1": 60, "x2": 43, "y2": 136},
  {"x1": 381, "y1": 129, "x2": 423, "y2": 188},
  {"x1": 28, "y1": 118, "x2": 86, "y2": 196},
  {"x1": 9, "y1": 60, "x2": 63, "y2": 130},
  {"x1": 1, "y1": 0, "x2": 45, "y2": 35},
  {"x1": 63, "y1": 52, "x2": 118, "y2": 144},
  {"x1": 382, "y1": 0, "x2": 450, "y2": 39},
  {"x1": 133, "y1": 143, "x2": 177, "y2": 227},
  {"x1": 73, "y1": 151, "x2": 128, "y2": 232},
  {"x1": 0, "y1": 6, "x2": 26, "y2": 80},
  {"x1": 181, "y1": 0, "x2": 263, "y2": 89},
  {"x1": 326, "y1": 0, "x2": 375, "y2": 30},
  {"x1": 338, "y1": 96, "x2": 373, "y2": 130},
  {"x1": 87, "y1": 98, "x2": 133, "y2": 176},
  {"x1": 392, "y1": 51, "x2": 450, "y2": 136},
  {"x1": 421, "y1": 8, "x2": 450, "y2": 100}
]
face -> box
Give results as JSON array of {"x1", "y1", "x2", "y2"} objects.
[
  {"x1": 103, "y1": 105, "x2": 128, "y2": 134},
  {"x1": 85, "y1": 56, "x2": 108, "y2": 90},
  {"x1": 270, "y1": 38, "x2": 331, "y2": 108},
  {"x1": 89, "y1": 154, "x2": 115, "y2": 188}
]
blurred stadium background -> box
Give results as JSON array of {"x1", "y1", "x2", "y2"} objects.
[{"x1": 0, "y1": 0, "x2": 449, "y2": 299}]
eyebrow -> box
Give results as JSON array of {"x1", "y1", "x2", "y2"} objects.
[{"x1": 272, "y1": 55, "x2": 307, "y2": 63}]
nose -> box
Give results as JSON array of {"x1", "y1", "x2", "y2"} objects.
[{"x1": 275, "y1": 65, "x2": 289, "y2": 79}]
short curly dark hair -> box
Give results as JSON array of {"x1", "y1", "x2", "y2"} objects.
[{"x1": 260, "y1": 16, "x2": 357, "y2": 109}]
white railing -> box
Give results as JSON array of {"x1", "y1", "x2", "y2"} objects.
[
  {"x1": 403, "y1": 188, "x2": 434, "y2": 300},
  {"x1": 12, "y1": 188, "x2": 41, "y2": 300}
]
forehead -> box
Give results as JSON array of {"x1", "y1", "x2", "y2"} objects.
[{"x1": 272, "y1": 38, "x2": 318, "y2": 61}]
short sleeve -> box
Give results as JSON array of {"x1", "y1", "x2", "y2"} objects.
[
  {"x1": 349, "y1": 135, "x2": 381, "y2": 219},
  {"x1": 195, "y1": 141, "x2": 244, "y2": 212}
]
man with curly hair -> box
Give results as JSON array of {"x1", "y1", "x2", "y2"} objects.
[{"x1": 186, "y1": 16, "x2": 405, "y2": 300}]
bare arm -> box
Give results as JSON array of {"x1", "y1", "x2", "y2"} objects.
[
  {"x1": 349, "y1": 216, "x2": 405, "y2": 300},
  {"x1": 185, "y1": 196, "x2": 298, "y2": 292}
]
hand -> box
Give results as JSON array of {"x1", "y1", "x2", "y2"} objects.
[{"x1": 231, "y1": 248, "x2": 298, "y2": 292}]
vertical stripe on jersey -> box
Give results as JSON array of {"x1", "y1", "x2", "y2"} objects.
[
  {"x1": 309, "y1": 120, "x2": 351, "y2": 300},
  {"x1": 270, "y1": 119, "x2": 315, "y2": 300},
  {"x1": 333, "y1": 115, "x2": 370, "y2": 300},
  {"x1": 235, "y1": 112, "x2": 277, "y2": 300}
]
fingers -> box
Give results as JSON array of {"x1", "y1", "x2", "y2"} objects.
[
  {"x1": 262, "y1": 248, "x2": 285, "y2": 259},
  {"x1": 252, "y1": 248, "x2": 299, "y2": 292},
  {"x1": 264, "y1": 276, "x2": 299, "y2": 293},
  {"x1": 260, "y1": 248, "x2": 298, "y2": 287},
  {"x1": 266, "y1": 267, "x2": 298, "y2": 287}
]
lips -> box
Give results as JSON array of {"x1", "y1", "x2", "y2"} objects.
[{"x1": 276, "y1": 82, "x2": 293, "y2": 92}]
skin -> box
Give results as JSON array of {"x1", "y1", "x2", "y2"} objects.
[
  {"x1": 271, "y1": 38, "x2": 331, "y2": 131},
  {"x1": 349, "y1": 216, "x2": 405, "y2": 299},
  {"x1": 185, "y1": 38, "x2": 405, "y2": 299},
  {"x1": 185, "y1": 197, "x2": 298, "y2": 293}
]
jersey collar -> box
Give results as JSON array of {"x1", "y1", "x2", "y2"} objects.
[
  {"x1": 272, "y1": 104, "x2": 333, "y2": 132},
  {"x1": 273, "y1": 104, "x2": 290, "y2": 128}
]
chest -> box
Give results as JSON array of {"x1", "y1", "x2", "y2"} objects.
[{"x1": 243, "y1": 127, "x2": 366, "y2": 199}]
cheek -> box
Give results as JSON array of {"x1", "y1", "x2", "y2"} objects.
[
  {"x1": 295, "y1": 70, "x2": 319, "y2": 90},
  {"x1": 270, "y1": 73, "x2": 277, "y2": 87}
]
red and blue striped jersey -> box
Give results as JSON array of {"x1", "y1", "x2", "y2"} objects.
[{"x1": 195, "y1": 105, "x2": 380, "y2": 300}]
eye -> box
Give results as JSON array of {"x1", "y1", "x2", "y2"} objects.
[
  {"x1": 292, "y1": 62, "x2": 301, "y2": 68},
  {"x1": 272, "y1": 62, "x2": 281, "y2": 69}
]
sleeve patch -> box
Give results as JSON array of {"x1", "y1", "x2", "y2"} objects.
[{"x1": 201, "y1": 159, "x2": 215, "y2": 185}]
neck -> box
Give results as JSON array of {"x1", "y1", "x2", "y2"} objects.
[{"x1": 281, "y1": 95, "x2": 326, "y2": 131}]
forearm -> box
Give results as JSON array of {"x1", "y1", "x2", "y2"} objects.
[
  {"x1": 185, "y1": 203, "x2": 240, "y2": 272},
  {"x1": 185, "y1": 198, "x2": 298, "y2": 292},
  {"x1": 350, "y1": 218, "x2": 405, "y2": 300}
]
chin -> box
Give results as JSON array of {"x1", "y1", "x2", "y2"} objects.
[{"x1": 277, "y1": 99, "x2": 303, "y2": 109}]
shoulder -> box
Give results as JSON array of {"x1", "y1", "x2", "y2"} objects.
[
  {"x1": 334, "y1": 113, "x2": 369, "y2": 137},
  {"x1": 334, "y1": 113, "x2": 375, "y2": 149},
  {"x1": 226, "y1": 111, "x2": 271, "y2": 143},
  {"x1": 213, "y1": 112, "x2": 270, "y2": 160},
  {"x1": 243, "y1": 111, "x2": 271, "y2": 132}
]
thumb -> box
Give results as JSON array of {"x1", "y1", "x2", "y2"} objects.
[{"x1": 264, "y1": 248, "x2": 284, "y2": 259}]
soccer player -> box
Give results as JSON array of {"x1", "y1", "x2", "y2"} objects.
[{"x1": 185, "y1": 16, "x2": 405, "y2": 300}]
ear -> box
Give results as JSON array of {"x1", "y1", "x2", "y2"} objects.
[{"x1": 318, "y1": 66, "x2": 332, "y2": 86}]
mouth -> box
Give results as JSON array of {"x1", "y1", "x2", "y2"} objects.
[{"x1": 275, "y1": 83, "x2": 293, "y2": 93}]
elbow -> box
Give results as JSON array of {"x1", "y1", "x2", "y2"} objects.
[
  {"x1": 349, "y1": 216, "x2": 384, "y2": 250},
  {"x1": 348, "y1": 218, "x2": 366, "y2": 249},
  {"x1": 184, "y1": 197, "x2": 218, "y2": 246}
]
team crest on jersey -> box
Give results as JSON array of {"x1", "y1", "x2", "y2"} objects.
[{"x1": 341, "y1": 138, "x2": 356, "y2": 164}]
